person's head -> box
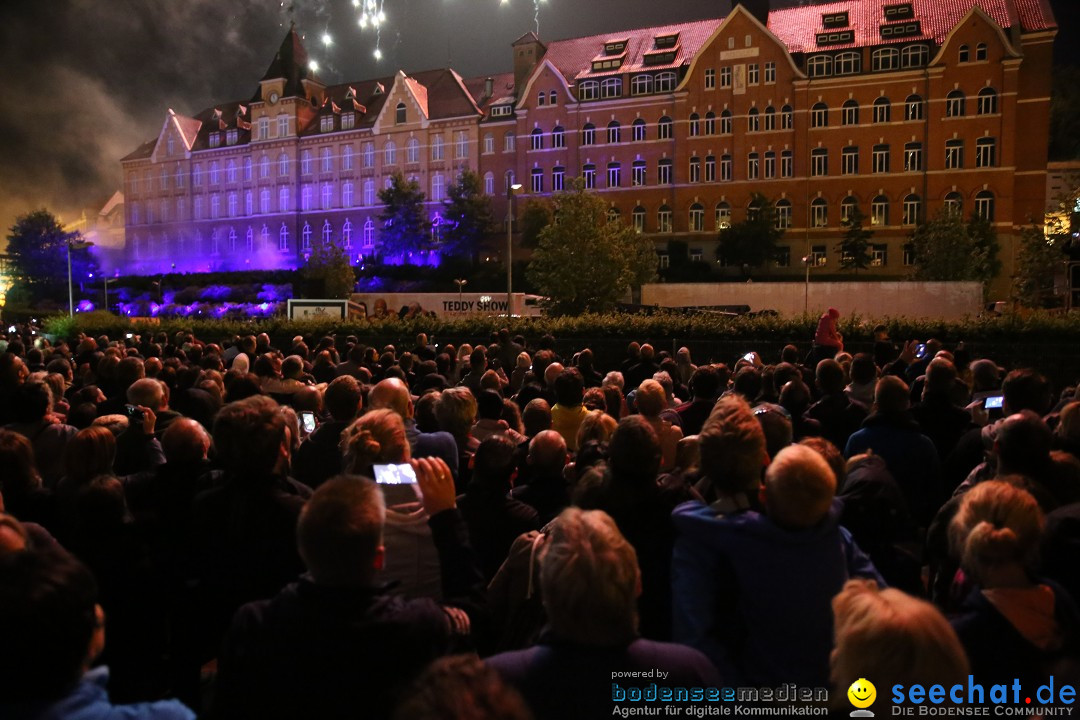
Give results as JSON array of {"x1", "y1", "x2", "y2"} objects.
[
  {"x1": 582, "y1": 386, "x2": 607, "y2": 412},
  {"x1": 634, "y1": 379, "x2": 666, "y2": 419},
  {"x1": 281, "y1": 355, "x2": 305, "y2": 380},
  {"x1": 778, "y1": 379, "x2": 812, "y2": 416},
  {"x1": 1002, "y1": 368, "x2": 1052, "y2": 416},
  {"x1": 469, "y1": 347, "x2": 487, "y2": 374},
  {"x1": 608, "y1": 415, "x2": 661, "y2": 487},
  {"x1": 762, "y1": 444, "x2": 836, "y2": 530},
  {"x1": 602, "y1": 371, "x2": 625, "y2": 392},
  {"x1": 732, "y1": 366, "x2": 762, "y2": 401},
  {"x1": 392, "y1": 654, "x2": 531, "y2": 720},
  {"x1": 626, "y1": 341, "x2": 640, "y2": 359},
  {"x1": 298, "y1": 475, "x2": 385, "y2": 586},
  {"x1": 0, "y1": 429, "x2": 41, "y2": 502},
  {"x1": 827, "y1": 307, "x2": 840, "y2": 320},
  {"x1": 970, "y1": 359, "x2": 1003, "y2": 392},
  {"x1": 815, "y1": 359, "x2": 846, "y2": 395},
  {"x1": 699, "y1": 395, "x2": 768, "y2": 497},
  {"x1": 529, "y1": 429, "x2": 568, "y2": 476},
  {"x1": 576, "y1": 410, "x2": 617, "y2": 448},
  {"x1": 414, "y1": 390, "x2": 441, "y2": 433},
  {"x1": 212, "y1": 395, "x2": 288, "y2": 479},
  {"x1": 1056, "y1": 401, "x2": 1080, "y2": 446},
  {"x1": 554, "y1": 367, "x2": 584, "y2": 408},
  {"x1": 115, "y1": 356, "x2": 145, "y2": 389},
  {"x1": 780, "y1": 344, "x2": 800, "y2": 364},
  {"x1": 949, "y1": 480, "x2": 1043, "y2": 586},
  {"x1": 994, "y1": 411, "x2": 1052, "y2": 477},
  {"x1": 522, "y1": 398, "x2": 552, "y2": 437},
  {"x1": 849, "y1": 353, "x2": 877, "y2": 386},
  {"x1": 472, "y1": 435, "x2": 518, "y2": 489},
  {"x1": 543, "y1": 362, "x2": 564, "y2": 389},
  {"x1": 436, "y1": 387, "x2": 478, "y2": 442},
  {"x1": 63, "y1": 426, "x2": 116, "y2": 488},
  {"x1": 161, "y1": 418, "x2": 211, "y2": 465},
  {"x1": 688, "y1": 366, "x2": 721, "y2": 402},
  {"x1": 515, "y1": 352, "x2": 531, "y2": 370},
  {"x1": 11, "y1": 380, "x2": 52, "y2": 424},
  {"x1": 126, "y1": 377, "x2": 166, "y2": 411},
  {"x1": 367, "y1": 377, "x2": 410, "y2": 420},
  {"x1": 341, "y1": 408, "x2": 410, "y2": 472},
  {"x1": 831, "y1": 580, "x2": 969, "y2": 709},
  {"x1": 753, "y1": 404, "x2": 793, "y2": 462},
  {"x1": 874, "y1": 375, "x2": 910, "y2": 414},
  {"x1": 922, "y1": 358, "x2": 958, "y2": 400},
  {"x1": 799, "y1": 436, "x2": 847, "y2": 489}
]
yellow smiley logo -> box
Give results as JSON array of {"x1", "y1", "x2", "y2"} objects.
[{"x1": 847, "y1": 678, "x2": 877, "y2": 709}]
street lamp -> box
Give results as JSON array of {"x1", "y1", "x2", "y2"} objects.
[
  {"x1": 67, "y1": 239, "x2": 93, "y2": 317},
  {"x1": 454, "y1": 277, "x2": 468, "y2": 302},
  {"x1": 103, "y1": 276, "x2": 113, "y2": 314},
  {"x1": 801, "y1": 254, "x2": 812, "y2": 315},
  {"x1": 506, "y1": 182, "x2": 523, "y2": 316}
]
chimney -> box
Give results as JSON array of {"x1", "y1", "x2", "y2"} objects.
[
  {"x1": 739, "y1": 0, "x2": 771, "y2": 27},
  {"x1": 485, "y1": 76, "x2": 494, "y2": 100}
]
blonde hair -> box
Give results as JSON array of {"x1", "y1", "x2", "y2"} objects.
[
  {"x1": 576, "y1": 410, "x2": 617, "y2": 447},
  {"x1": 635, "y1": 379, "x2": 666, "y2": 418},
  {"x1": 832, "y1": 580, "x2": 968, "y2": 707},
  {"x1": 435, "y1": 387, "x2": 477, "y2": 441},
  {"x1": 1056, "y1": 401, "x2": 1080, "y2": 444},
  {"x1": 540, "y1": 508, "x2": 639, "y2": 645},
  {"x1": 341, "y1": 408, "x2": 410, "y2": 473},
  {"x1": 764, "y1": 444, "x2": 836, "y2": 529},
  {"x1": 949, "y1": 480, "x2": 1044, "y2": 583},
  {"x1": 698, "y1": 394, "x2": 766, "y2": 496}
]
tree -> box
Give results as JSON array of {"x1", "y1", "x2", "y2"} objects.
[
  {"x1": 441, "y1": 169, "x2": 493, "y2": 261},
  {"x1": 1012, "y1": 223, "x2": 1065, "y2": 308},
  {"x1": 6, "y1": 209, "x2": 97, "y2": 297},
  {"x1": 715, "y1": 193, "x2": 783, "y2": 273},
  {"x1": 837, "y1": 206, "x2": 874, "y2": 273},
  {"x1": 519, "y1": 199, "x2": 553, "y2": 249},
  {"x1": 300, "y1": 241, "x2": 356, "y2": 298},
  {"x1": 378, "y1": 172, "x2": 429, "y2": 258},
  {"x1": 909, "y1": 210, "x2": 1001, "y2": 293},
  {"x1": 526, "y1": 180, "x2": 657, "y2": 314}
]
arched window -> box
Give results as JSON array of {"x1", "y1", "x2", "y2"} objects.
[
  {"x1": 279, "y1": 223, "x2": 290, "y2": 251},
  {"x1": 811, "y1": 197, "x2": 828, "y2": 228},
  {"x1": 720, "y1": 109, "x2": 733, "y2": 135},
  {"x1": 343, "y1": 220, "x2": 353, "y2": 248},
  {"x1": 362, "y1": 218, "x2": 375, "y2": 248},
  {"x1": 944, "y1": 191, "x2": 963, "y2": 216},
  {"x1": 715, "y1": 201, "x2": 732, "y2": 230},
  {"x1": 704, "y1": 112, "x2": 715, "y2": 136},
  {"x1": 781, "y1": 105, "x2": 794, "y2": 130},
  {"x1": 747, "y1": 197, "x2": 763, "y2": 222},
  {"x1": 657, "y1": 116, "x2": 673, "y2": 140},
  {"x1": 976, "y1": 43, "x2": 988, "y2": 61},
  {"x1": 974, "y1": 190, "x2": 995, "y2": 221},
  {"x1": 871, "y1": 47, "x2": 899, "y2": 72},
  {"x1": 807, "y1": 55, "x2": 832, "y2": 77},
  {"x1": 632, "y1": 206, "x2": 646, "y2": 233},
  {"x1": 657, "y1": 204, "x2": 673, "y2": 233},
  {"x1": 581, "y1": 123, "x2": 595, "y2": 146},
  {"x1": 978, "y1": 87, "x2": 998, "y2": 115},
  {"x1": 552, "y1": 125, "x2": 565, "y2": 148},
  {"x1": 655, "y1": 71, "x2": 677, "y2": 93},
  {"x1": 871, "y1": 195, "x2": 889, "y2": 226},
  {"x1": 322, "y1": 220, "x2": 333, "y2": 245},
  {"x1": 958, "y1": 44, "x2": 970, "y2": 63},
  {"x1": 902, "y1": 194, "x2": 922, "y2": 226},
  {"x1": 406, "y1": 137, "x2": 420, "y2": 163},
  {"x1": 633, "y1": 118, "x2": 647, "y2": 141},
  {"x1": 842, "y1": 100, "x2": 859, "y2": 126},
  {"x1": 775, "y1": 199, "x2": 792, "y2": 229},
  {"x1": 904, "y1": 94, "x2": 924, "y2": 121},
  {"x1": 578, "y1": 80, "x2": 600, "y2": 101},
  {"x1": 384, "y1": 140, "x2": 397, "y2": 165},
  {"x1": 531, "y1": 128, "x2": 544, "y2": 151},
  {"x1": 901, "y1": 45, "x2": 930, "y2": 68},
  {"x1": 810, "y1": 102, "x2": 829, "y2": 128},
  {"x1": 631, "y1": 74, "x2": 653, "y2": 96},
  {"x1": 245, "y1": 227, "x2": 254, "y2": 252},
  {"x1": 689, "y1": 113, "x2": 700, "y2": 137},
  {"x1": 873, "y1": 97, "x2": 891, "y2": 123},
  {"x1": 834, "y1": 51, "x2": 860, "y2": 75},
  {"x1": 607, "y1": 206, "x2": 621, "y2": 224},
  {"x1": 689, "y1": 203, "x2": 705, "y2": 232},
  {"x1": 395, "y1": 102, "x2": 407, "y2": 124},
  {"x1": 483, "y1": 171, "x2": 495, "y2": 195},
  {"x1": 600, "y1": 77, "x2": 622, "y2": 99},
  {"x1": 302, "y1": 222, "x2": 312, "y2": 250},
  {"x1": 841, "y1": 196, "x2": 858, "y2": 222},
  {"x1": 607, "y1": 120, "x2": 621, "y2": 144},
  {"x1": 946, "y1": 90, "x2": 966, "y2": 117},
  {"x1": 747, "y1": 107, "x2": 760, "y2": 132},
  {"x1": 763, "y1": 105, "x2": 776, "y2": 131}
]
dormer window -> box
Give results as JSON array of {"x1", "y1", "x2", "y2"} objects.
[
  {"x1": 226, "y1": 129, "x2": 238, "y2": 145},
  {"x1": 643, "y1": 50, "x2": 677, "y2": 66},
  {"x1": 342, "y1": 112, "x2": 355, "y2": 130},
  {"x1": 822, "y1": 12, "x2": 849, "y2": 28},
  {"x1": 396, "y1": 102, "x2": 406, "y2": 124},
  {"x1": 883, "y1": 3, "x2": 914, "y2": 20},
  {"x1": 491, "y1": 105, "x2": 512, "y2": 117},
  {"x1": 209, "y1": 132, "x2": 221, "y2": 148},
  {"x1": 592, "y1": 57, "x2": 624, "y2": 71},
  {"x1": 345, "y1": 86, "x2": 356, "y2": 100},
  {"x1": 374, "y1": 82, "x2": 385, "y2": 95},
  {"x1": 654, "y1": 33, "x2": 679, "y2": 49},
  {"x1": 604, "y1": 39, "x2": 628, "y2": 55},
  {"x1": 320, "y1": 115, "x2": 334, "y2": 133}
]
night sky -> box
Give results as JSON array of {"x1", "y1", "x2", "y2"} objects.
[{"x1": 0, "y1": 0, "x2": 1075, "y2": 238}]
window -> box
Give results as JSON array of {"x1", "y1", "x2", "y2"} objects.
[
  {"x1": 244, "y1": 191, "x2": 253, "y2": 216},
  {"x1": 689, "y1": 203, "x2": 705, "y2": 232},
  {"x1": 159, "y1": 166, "x2": 168, "y2": 191},
  {"x1": 810, "y1": 245, "x2": 827, "y2": 267},
  {"x1": 748, "y1": 63, "x2": 760, "y2": 85},
  {"x1": 302, "y1": 222, "x2": 312, "y2": 250},
  {"x1": 342, "y1": 145, "x2": 354, "y2": 170},
  {"x1": 278, "y1": 115, "x2": 289, "y2": 137},
  {"x1": 658, "y1": 158, "x2": 673, "y2": 184},
  {"x1": 720, "y1": 110, "x2": 732, "y2": 135},
  {"x1": 633, "y1": 206, "x2": 646, "y2": 232},
  {"x1": 705, "y1": 68, "x2": 716, "y2": 89},
  {"x1": 259, "y1": 188, "x2": 270, "y2": 214},
  {"x1": 959, "y1": 45, "x2": 970, "y2": 63},
  {"x1": 775, "y1": 200, "x2": 792, "y2": 229},
  {"x1": 363, "y1": 180, "x2": 375, "y2": 206},
  {"x1": 905, "y1": 95, "x2": 924, "y2": 121},
  {"x1": 873, "y1": 97, "x2": 891, "y2": 123},
  {"x1": 811, "y1": 103, "x2": 829, "y2": 128},
  {"x1": 721, "y1": 154, "x2": 733, "y2": 181},
  {"x1": 245, "y1": 227, "x2": 254, "y2": 252},
  {"x1": 655, "y1": 72, "x2": 677, "y2": 93},
  {"x1": 301, "y1": 185, "x2": 312, "y2": 211},
  {"x1": 945, "y1": 139, "x2": 964, "y2": 169},
  {"x1": 658, "y1": 253, "x2": 669, "y2": 269},
  {"x1": 552, "y1": 126, "x2": 566, "y2": 148},
  {"x1": 689, "y1": 113, "x2": 700, "y2": 137},
  {"x1": 765, "y1": 61, "x2": 776, "y2": 84},
  {"x1": 704, "y1": 155, "x2": 716, "y2": 182},
  {"x1": 632, "y1": 74, "x2": 653, "y2": 96},
  {"x1": 210, "y1": 194, "x2": 220, "y2": 219},
  {"x1": 484, "y1": 172, "x2": 495, "y2": 195},
  {"x1": 811, "y1": 198, "x2": 828, "y2": 227},
  {"x1": 902, "y1": 242, "x2": 915, "y2": 266},
  {"x1": 299, "y1": 150, "x2": 310, "y2": 175},
  {"x1": 841, "y1": 196, "x2": 858, "y2": 222},
  {"x1": 322, "y1": 182, "x2": 333, "y2": 209},
  {"x1": 902, "y1": 45, "x2": 930, "y2": 68},
  {"x1": 319, "y1": 116, "x2": 333, "y2": 133},
  {"x1": 279, "y1": 224, "x2": 289, "y2": 252},
  {"x1": 321, "y1": 147, "x2": 333, "y2": 173},
  {"x1": 944, "y1": 191, "x2": 963, "y2": 215},
  {"x1": 343, "y1": 182, "x2": 354, "y2": 207},
  {"x1": 530, "y1": 168, "x2": 543, "y2": 193},
  {"x1": 606, "y1": 207, "x2": 621, "y2": 224},
  {"x1": 259, "y1": 225, "x2": 270, "y2": 250},
  {"x1": 537, "y1": 91, "x2": 546, "y2": 107},
  {"x1": 689, "y1": 157, "x2": 701, "y2": 183},
  {"x1": 811, "y1": 148, "x2": 828, "y2": 176},
  {"x1": 873, "y1": 144, "x2": 890, "y2": 173},
  {"x1": 362, "y1": 219, "x2": 375, "y2": 248},
  {"x1": 872, "y1": 195, "x2": 889, "y2": 226},
  {"x1": 976, "y1": 43, "x2": 987, "y2": 61},
  {"x1": 658, "y1": 116, "x2": 673, "y2": 140},
  {"x1": 747, "y1": 152, "x2": 760, "y2": 180},
  {"x1": 505, "y1": 170, "x2": 516, "y2": 192},
  {"x1": 871, "y1": 47, "x2": 900, "y2": 71},
  {"x1": 607, "y1": 121, "x2": 621, "y2": 144},
  {"x1": 209, "y1": 161, "x2": 220, "y2": 185},
  {"x1": 842, "y1": 146, "x2": 859, "y2": 175},
  {"x1": 483, "y1": 133, "x2": 494, "y2": 154},
  {"x1": 974, "y1": 190, "x2": 995, "y2": 220},
  {"x1": 632, "y1": 119, "x2": 646, "y2": 141},
  {"x1": 871, "y1": 244, "x2": 888, "y2": 266},
  {"x1": 549, "y1": 90, "x2": 558, "y2": 105},
  {"x1": 842, "y1": 100, "x2": 859, "y2": 126},
  {"x1": 279, "y1": 187, "x2": 290, "y2": 212},
  {"x1": 582, "y1": 123, "x2": 595, "y2": 146},
  {"x1": 781, "y1": 105, "x2": 793, "y2": 130},
  {"x1": 807, "y1": 55, "x2": 832, "y2": 77},
  {"x1": 552, "y1": 166, "x2": 565, "y2": 191},
  {"x1": 781, "y1": 150, "x2": 793, "y2": 178},
  {"x1": 431, "y1": 174, "x2": 444, "y2": 202},
  {"x1": 978, "y1": 88, "x2": 998, "y2": 115},
  {"x1": 342, "y1": 220, "x2": 352, "y2": 248},
  {"x1": 395, "y1": 102, "x2": 406, "y2": 124},
  {"x1": 342, "y1": 113, "x2": 355, "y2": 130},
  {"x1": 632, "y1": 160, "x2": 646, "y2": 186},
  {"x1": 976, "y1": 137, "x2": 997, "y2": 167},
  {"x1": 720, "y1": 66, "x2": 732, "y2": 88},
  {"x1": 904, "y1": 142, "x2": 922, "y2": 172},
  {"x1": 530, "y1": 128, "x2": 544, "y2": 151},
  {"x1": 504, "y1": 131, "x2": 516, "y2": 152},
  {"x1": 761, "y1": 106, "x2": 774, "y2": 132},
  {"x1": 657, "y1": 205, "x2": 672, "y2": 233},
  {"x1": 715, "y1": 202, "x2": 731, "y2": 230},
  {"x1": 210, "y1": 131, "x2": 221, "y2": 149},
  {"x1": 834, "y1": 51, "x2": 861, "y2": 75},
  {"x1": 601, "y1": 78, "x2": 623, "y2": 99},
  {"x1": 432, "y1": 134, "x2": 445, "y2": 160},
  {"x1": 582, "y1": 163, "x2": 596, "y2": 189},
  {"x1": 747, "y1": 108, "x2": 760, "y2": 132},
  {"x1": 946, "y1": 90, "x2": 966, "y2": 118},
  {"x1": 362, "y1": 142, "x2": 375, "y2": 168},
  {"x1": 406, "y1": 138, "x2": 419, "y2": 164},
  {"x1": 902, "y1": 194, "x2": 921, "y2": 226},
  {"x1": 258, "y1": 116, "x2": 269, "y2": 140},
  {"x1": 764, "y1": 151, "x2": 776, "y2": 178},
  {"x1": 384, "y1": 140, "x2": 397, "y2": 165}
]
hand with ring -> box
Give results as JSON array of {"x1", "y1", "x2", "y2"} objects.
[{"x1": 412, "y1": 457, "x2": 457, "y2": 516}]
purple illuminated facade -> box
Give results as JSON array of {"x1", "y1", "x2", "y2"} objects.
[{"x1": 119, "y1": 28, "x2": 485, "y2": 276}]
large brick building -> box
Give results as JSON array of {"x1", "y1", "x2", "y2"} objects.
[{"x1": 121, "y1": 0, "x2": 1057, "y2": 295}]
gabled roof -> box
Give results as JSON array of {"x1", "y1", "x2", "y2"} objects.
[
  {"x1": 172, "y1": 110, "x2": 203, "y2": 151},
  {"x1": 258, "y1": 25, "x2": 320, "y2": 98},
  {"x1": 402, "y1": 74, "x2": 429, "y2": 118},
  {"x1": 189, "y1": 100, "x2": 251, "y2": 151},
  {"x1": 462, "y1": 71, "x2": 515, "y2": 111},
  {"x1": 767, "y1": 0, "x2": 1056, "y2": 54},
  {"x1": 99, "y1": 191, "x2": 124, "y2": 218},
  {"x1": 121, "y1": 139, "x2": 156, "y2": 162},
  {"x1": 540, "y1": 18, "x2": 722, "y2": 81}
]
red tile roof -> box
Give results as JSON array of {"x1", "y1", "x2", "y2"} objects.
[{"x1": 767, "y1": 0, "x2": 1056, "y2": 54}]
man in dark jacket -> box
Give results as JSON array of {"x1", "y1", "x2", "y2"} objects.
[
  {"x1": 293, "y1": 375, "x2": 362, "y2": 488},
  {"x1": 910, "y1": 358, "x2": 974, "y2": 461},
  {"x1": 511, "y1": 430, "x2": 569, "y2": 525},
  {"x1": 805, "y1": 359, "x2": 867, "y2": 451},
  {"x1": 212, "y1": 458, "x2": 484, "y2": 720},
  {"x1": 675, "y1": 365, "x2": 721, "y2": 437}
]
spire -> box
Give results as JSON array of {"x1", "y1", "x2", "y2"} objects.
[{"x1": 259, "y1": 25, "x2": 315, "y2": 98}]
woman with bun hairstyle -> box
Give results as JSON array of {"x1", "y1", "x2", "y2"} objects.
[
  {"x1": 949, "y1": 481, "x2": 1080, "y2": 687},
  {"x1": 341, "y1": 409, "x2": 441, "y2": 599}
]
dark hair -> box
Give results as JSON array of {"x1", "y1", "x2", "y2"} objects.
[
  {"x1": 850, "y1": 353, "x2": 877, "y2": 384},
  {"x1": 477, "y1": 389, "x2": 504, "y2": 421},
  {"x1": 554, "y1": 367, "x2": 584, "y2": 407},
  {"x1": 815, "y1": 359, "x2": 846, "y2": 395},
  {"x1": 392, "y1": 654, "x2": 531, "y2": 720},
  {"x1": 12, "y1": 381, "x2": 51, "y2": 423},
  {"x1": 212, "y1": 395, "x2": 286, "y2": 478},
  {"x1": 608, "y1": 415, "x2": 660, "y2": 487},
  {"x1": 732, "y1": 367, "x2": 762, "y2": 401},
  {"x1": 325, "y1": 375, "x2": 363, "y2": 423},
  {"x1": 1003, "y1": 369, "x2": 1052, "y2": 416},
  {"x1": 0, "y1": 549, "x2": 99, "y2": 702},
  {"x1": 472, "y1": 435, "x2": 518, "y2": 487},
  {"x1": 690, "y1": 365, "x2": 721, "y2": 400}
]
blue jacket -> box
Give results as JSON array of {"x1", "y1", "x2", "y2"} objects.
[
  {"x1": 3, "y1": 667, "x2": 194, "y2": 720},
  {"x1": 671, "y1": 499, "x2": 883, "y2": 687}
]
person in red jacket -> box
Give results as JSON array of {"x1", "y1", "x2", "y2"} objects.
[{"x1": 810, "y1": 307, "x2": 843, "y2": 366}]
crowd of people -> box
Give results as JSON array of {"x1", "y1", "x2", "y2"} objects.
[{"x1": 0, "y1": 317, "x2": 1078, "y2": 719}]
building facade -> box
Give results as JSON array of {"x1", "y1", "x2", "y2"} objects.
[{"x1": 121, "y1": 0, "x2": 1056, "y2": 295}]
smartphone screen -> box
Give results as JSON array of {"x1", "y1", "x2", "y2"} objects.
[
  {"x1": 743, "y1": 352, "x2": 756, "y2": 362},
  {"x1": 983, "y1": 395, "x2": 1004, "y2": 410},
  {"x1": 300, "y1": 411, "x2": 317, "y2": 435},
  {"x1": 373, "y1": 463, "x2": 418, "y2": 485},
  {"x1": 915, "y1": 343, "x2": 927, "y2": 359}
]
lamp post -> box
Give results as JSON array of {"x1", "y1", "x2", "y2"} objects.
[
  {"x1": 506, "y1": 182, "x2": 523, "y2": 316},
  {"x1": 67, "y1": 239, "x2": 93, "y2": 317},
  {"x1": 103, "y1": 276, "x2": 113, "y2": 314},
  {"x1": 454, "y1": 278, "x2": 468, "y2": 303},
  {"x1": 801, "y1": 254, "x2": 812, "y2": 315}
]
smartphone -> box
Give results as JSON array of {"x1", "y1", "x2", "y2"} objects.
[
  {"x1": 983, "y1": 395, "x2": 1004, "y2": 410},
  {"x1": 300, "y1": 411, "x2": 317, "y2": 436},
  {"x1": 373, "y1": 463, "x2": 418, "y2": 485},
  {"x1": 915, "y1": 343, "x2": 927, "y2": 359},
  {"x1": 124, "y1": 404, "x2": 145, "y2": 421},
  {"x1": 743, "y1": 352, "x2": 756, "y2": 362}
]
